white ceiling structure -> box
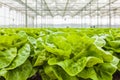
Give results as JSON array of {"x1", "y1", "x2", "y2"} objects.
[{"x1": 0, "y1": 0, "x2": 120, "y2": 17}]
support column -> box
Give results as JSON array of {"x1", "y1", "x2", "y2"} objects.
[
  {"x1": 36, "y1": 0, "x2": 38, "y2": 27},
  {"x1": 25, "y1": 0, "x2": 28, "y2": 27},
  {"x1": 33, "y1": 17, "x2": 34, "y2": 27},
  {"x1": 109, "y1": 0, "x2": 111, "y2": 27}
]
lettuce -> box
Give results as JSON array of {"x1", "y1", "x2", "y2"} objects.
[{"x1": 0, "y1": 28, "x2": 119, "y2": 80}]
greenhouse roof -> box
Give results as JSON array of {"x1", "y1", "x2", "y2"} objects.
[{"x1": 0, "y1": 0, "x2": 120, "y2": 17}]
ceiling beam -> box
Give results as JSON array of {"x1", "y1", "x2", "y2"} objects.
[
  {"x1": 0, "y1": 2, "x2": 34, "y2": 17},
  {"x1": 63, "y1": 0, "x2": 70, "y2": 16},
  {"x1": 72, "y1": 0, "x2": 95, "y2": 16},
  {"x1": 90, "y1": 6, "x2": 120, "y2": 17},
  {"x1": 42, "y1": 0, "x2": 53, "y2": 17},
  {"x1": 14, "y1": 8, "x2": 120, "y2": 11},
  {"x1": 13, "y1": 0, "x2": 40, "y2": 15},
  {"x1": 98, "y1": 10, "x2": 120, "y2": 17},
  {"x1": 54, "y1": 0, "x2": 60, "y2": 16},
  {"x1": 84, "y1": 0, "x2": 118, "y2": 16},
  {"x1": 82, "y1": 7, "x2": 120, "y2": 17}
]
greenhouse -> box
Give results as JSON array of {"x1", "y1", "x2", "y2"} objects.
[
  {"x1": 0, "y1": 0, "x2": 120, "y2": 80},
  {"x1": 0, "y1": 0, "x2": 120, "y2": 27}
]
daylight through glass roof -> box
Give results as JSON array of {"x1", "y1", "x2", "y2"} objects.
[{"x1": 0, "y1": 0, "x2": 119, "y2": 17}]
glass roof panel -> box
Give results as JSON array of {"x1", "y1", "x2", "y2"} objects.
[{"x1": 0, "y1": 0, "x2": 119, "y2": 17}]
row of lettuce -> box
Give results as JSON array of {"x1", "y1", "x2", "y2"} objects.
[{"x1": 0, "y1": 28, "x2": 120, "y2": 80}]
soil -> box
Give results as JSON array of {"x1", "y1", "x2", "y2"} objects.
[
  {"x1": 113, "y1": 70, "x2": 120, "y2": 80},
  {"x1": 27, "y1": 72, "x2": 42, "y2": 80}
]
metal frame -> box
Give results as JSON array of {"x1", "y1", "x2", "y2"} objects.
[
  {"x1": 25, "y1": 0, "x2": 28, "y2": 27},
  {"x1": 63, "y1": 0, "x2": 69, "y2": 16},
  {"x1": 84, "y1": 0, "x2": 118, "y2": 16},
  {"x1": 42, "y1": 0, "x2": 53, "y2": 17},
  {"x1": 0, "y1": 0, "x2": 119, "y2": 17},
  {"x1": 0, "y1": 2, "x2": 33, "y2": 17},
  {"x1": 0, "y1": 0, "x2": 119, "y2": 27},
  {"x1": 13, "y1": 0, "x2": 40, "y2": 15},
  {"x1": 72, "y1": 0, "x2": 95, "y2": 17},
  {"x1": 36, "y1": 0, "x2": 37, "y2": 27}
]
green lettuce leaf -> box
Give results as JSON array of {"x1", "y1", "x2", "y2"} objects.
[
  {"x1": 77, "y1": 67, "x2": 98, "y2": 80},
  {"x1": 86, "y1": 57, "x2": 103, "y2": 67},
  {"x1": 92, "y1": 35, "x2": 106, "y2": 47},
  {"x1": 39, "y1": 69, "x2": 51, "y2": 80},
  {"x1": 34, "y1": 50, "x2": 48, "y2": 66},
  {"x1": 48, "y1": 57, "x2": 87, "y2": 76},
  {"x1": 4, "y1": 60, "x2": 32, "y2": 80},
  {"x1": 44, "y1": 34, "x2": 72, "y2": 58},
  {"x1": 0, "y1": 48, "x2": 17, "y2": 69},
  {"x1": 89, "y1": 44, "x2": 113, "y2": 62},
  {"x1": 44, "y1": 65, "x2": 78, "y2": 80},
  {"x1": 6, "y1": 44, "x2": 30, "y2": 70},
  {"x1": 95, "y1": 63, "x2": 117, "y2": 80}
]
